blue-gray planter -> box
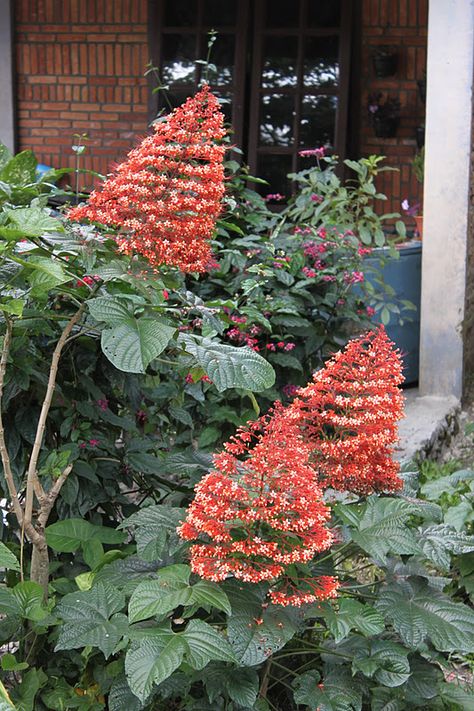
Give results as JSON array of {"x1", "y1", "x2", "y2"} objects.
[{"x1": 365, "y1": 241, "x2": 422, "y2": 385}]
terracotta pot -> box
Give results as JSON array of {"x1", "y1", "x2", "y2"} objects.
[{"x1": 414, "y1": 215, "x2": 423, "y2": 240}]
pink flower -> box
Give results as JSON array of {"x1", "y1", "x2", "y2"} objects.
[
  {"x1": 89, "y1": 439, "x2": 100, "y2": 447},
  {"x1": 282, "y1": 384, "x2": 299, "y2": 398},
  {"x1": 97, "y1": 398, "x2": 109, "y2": 411},
  {"x1": 366, "y1": 306, "x2": 376, "y2": 317},
  {"x1": 163, "y1": 289, "x2": 169, "y2": 300},
  {"x1": 284, "y1": 343, "x2": 296, "y2": 352},
  {"x1": 265, "y1": 193, "x2": 285, "y2": 202},
  {"x1": 266, "y1": 343, "x2": 276, "y2": 351},
  {"x1": 299, "y1": 147, "x2": 326, "y2": 158},
  {"x1": 302, "y1": 267, "x2": 317, "y2": 278},
  {"x1": 277, "y1": 342, "x2": 285, "y2": 349},
  {"x1": 185, "y1": 373, "x2": 194, "y2": 384},
  {"x1": 310, "y1": 194, "x2": 323, "y2": 203}
]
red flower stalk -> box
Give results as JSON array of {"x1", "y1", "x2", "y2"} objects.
[
  {"x1": 67, "y1": 85, "x2": 226, "y2": 273},
  {"x1": 178, "y1": 405, "x2": 338, "y2": 606},
  {"x1": 290, "y1": 326, "x2": 404, "y2": 494},
  {"x1": 179, "y1": 327, "x2": 403, "y2": 606}
]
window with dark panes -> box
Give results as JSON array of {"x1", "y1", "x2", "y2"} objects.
[{"x1": 149, "y1": 0, "x2": 352, "y2": 197}]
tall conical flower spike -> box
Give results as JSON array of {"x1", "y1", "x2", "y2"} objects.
[{"x1": 68, "y1": 85, "x2": 226, "y2": 273}]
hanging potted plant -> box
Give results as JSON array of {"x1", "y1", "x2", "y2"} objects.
[
  {"x1": 403, "y1": 147, "x2": 425, "y2": 239},
  {"x1": 368, "y1": 93, "x2": 401, "y2": 138},
  {"x1": 372, "y1": 46, "x2": 398, "y2": 77}
]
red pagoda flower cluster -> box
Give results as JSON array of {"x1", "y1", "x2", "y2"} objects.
[
  {"x1": 67, "y1": 85, "x2": 226, "y2": 273},
  {"x1": 178, "y1": 327, "x2": 404, "y2": 606}
]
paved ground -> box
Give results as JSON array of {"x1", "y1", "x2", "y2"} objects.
[{"x1": 396, "y1": 388, "x2": 461, "y2": 463}]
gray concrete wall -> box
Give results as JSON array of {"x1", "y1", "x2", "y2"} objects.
[
  {"x1": 419, "y1": 0, "x2": 474, "y2": 398},
  {"x1": 0, "y1": 0, "x2": 15, "y2": 152}
]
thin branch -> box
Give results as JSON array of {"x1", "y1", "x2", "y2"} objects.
[
  {"x1": 23, "y1": 306, "x2": 84, "y2": 528},
  {"x1": 0, "y1": 316, "x2": 23, "y2": 525},
  {"x1": 36, "y1": 463, "x2": 73, "y2": 529}
]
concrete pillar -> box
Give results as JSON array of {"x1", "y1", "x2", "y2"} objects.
[
  {"x1": 419, "y1": 0, "x2": 474, "y2": 398},
  {"x1": 0, "y1": 0, "x2": 15, "y2": 152}
]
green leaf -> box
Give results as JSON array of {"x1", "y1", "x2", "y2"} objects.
[
  {"x1": 128, "y1": 565, "x2": 193, "y2": 623},
  {"x1": 0, "y1": 653, "x2": 28, "y2": 672},
  {"x1": 190, "y1": 580, "x2": 231, "y2": 616},
  {"x1": 319, "y1": 599, "x2": 384, "y2": 643},
  {"x1": 121, "y1": 505, "x2": 186, "y2": 562},
  {"x1": 203, "y1": 665, "x2": 259, "y2": 707},
  {"x1": 420, "y1": 469, "x2": 474, "y2": 500},
  {"x1": 55, "y1": 583, "x2": 126, "y2": 658},
  {"x1": 338, "y1": 497, "x2": 420, "y2": 563},
  {"x1": 0, "y1": 150, "x2": 37, "y2": 185},
  {"x1": 26, "y1": 256, "x2": 69, "y2": 295},
  {"x1": 0, "y1": 542, "x2": 20, "y2": 571},
  {"x1": 0, "y1": 143, "x2": 13, "y2": 171},
  {"x1": 88, "y1": 296, "x2": 132, "y2": 324},
  {"x1": 182, "y1": 619, "x2": 235, "y2": 669},
  {"x1": 6, "y1": 207, "x2": 63, "y2": 236},
  {"x1": 293, "y1": 668, "x2": 362, "y2": 711},
  {"x1": 46, "y1": 519, "x2": 125, "y2": 552},
  {"x1": 419, "y1": 524, "x2": 474, "y2": 570},
  {"x1": 11, "y1": 581, "x2": 48, "y2": 621},
  {"x1": 11, "y1": 668, "x2": 47, "y2": 711},
  {"x1": 125, "y1": 636, "x2": 187, "y2": 703},
  {"x1": 0, "y1": 299, "x2": 25, "y2": 317},
  {"x1": 101, "y1": 318, "x2": 176, "y2": 373},
  {"x1": 352, "y1": 640, "x2": 410, "y2": 687},
  {"x1": 226, "y1": 582, "x2": 299, "y2": 666},
  {"x1": 180, "y1": 335, "x2": 275, "y2": 393},
  {"x1": 109, "y1": 676, "x2": 144, "y2": 711},
  {"x1": 376, "y1": 578, "x2": 474, "y2": 652}
]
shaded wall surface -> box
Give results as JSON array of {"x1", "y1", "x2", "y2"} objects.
[{"x1": 15, "y1": 0, "x2": 427, "y2": 215}]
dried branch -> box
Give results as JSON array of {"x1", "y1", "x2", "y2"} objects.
[{"x1": 23, "y1": 306, "x2": 85, "y2": 529}]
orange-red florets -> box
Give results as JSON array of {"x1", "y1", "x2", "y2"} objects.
[
  {"x1": 178, "y1": 326, "x2": 404, "y2": 606},
  {"x1": 67, "y1": 85, "x2": 226, "y2": 273}
]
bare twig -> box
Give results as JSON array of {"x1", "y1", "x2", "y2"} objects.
[
  {"x1": 36, "y1": 463, "x2": 73, "y2": 529},
  {"x1": 23, "y1": 306, "x2": 84, "y2": 529}
]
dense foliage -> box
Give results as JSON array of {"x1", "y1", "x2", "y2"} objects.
[{"x1": 0, "y1": 89, "x2": 473, "y2": 711}]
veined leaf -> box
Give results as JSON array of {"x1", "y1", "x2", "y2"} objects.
[
  {"x1": 181, "y1": 619, "x2": 235, "y2": 669},
  {"x1": 180, "y1": 335, "x2": 275, "y2": 393},
  {"x1": 293, "y1": 668, "x2": 362, "y2": 711},
  {"x1": 0, "y1": 542, "x2": 20, "y2": 571},
  {"x1": 376, "y1": 578, "x2": 474, "y2": 652},
  {"x1": 45, "y1": 518, "x2": 125, "y2": 552},
  {"x1": 125, "y1": 636, "x2": 187, "y2": 703},
  {"x1": 55, "y1": 583, "x2": 126, "y2": 658},
  {"x1": 6, "y1": 206, "x2": 63, "y2": 235}
]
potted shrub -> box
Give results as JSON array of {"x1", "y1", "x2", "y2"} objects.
[
  {"x1": 368, "y1": 93, "x2": 401, "y2": 138},
  {"x1": 372, "y1": 46, "x2": 398, "y2": 77}
]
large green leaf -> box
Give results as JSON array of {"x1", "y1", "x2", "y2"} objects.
[
  {"x1": 5, "y1": 207, "x2": 63, "y2": 236},
  {"x1": 125, "y1": 636, "x2": 187, "y2": 703},
  {"x1": 128, "y1": 565, "x2": 193, "y2": 623},
  {"x1": 225, "y1": 582, "x2": 300, "y2": 666},
  {"x1": 181, "y1": 619, "x2": 235, "y2": 669},
  {"x1": 55, "y1": 583, "x2": 126, "y2": 658},
  {"x1": 317, "y1": 599, "x2": 384, "y2": 644},
  {"x1": 338, "y1": 497, "x2": 421, "y2": 563},
  {"x1": 419, "y1": 524, "x2": 474, "y2": 570},
  {"x1": 293, "y1": 669, "x2": 362, "y2": 711},
  {"x1": 0, "y1": 143, "x2": 13, "y2": 172},
  {"x1": 45, "y1": 518, "x2": 125, "y2": 552},
  {"x1": 421, "y1": 469, "x2": 474, "y2": 500},
  {"x1": 102, "y1": 319, "x2": 175, "y2": 374},
  {"x1": 351, "y1": 640, "x2": 410, "y2": 687},
  {"x1": 26, "y1": 256, "x2": 69, "y2": 295},
  {"x1": 88, "y1": 296, "x2": 176, "y2": 373},
  {"x1": 0, "y1": 150, "x2": 37, "y2": 185},
  {"x1": 0, "y1": 542, "x2": 20, "y2": 571},
  {"x1": 203, "y1": 665, "x2": 259, "y2": 707},
  {"x1": 121, "y1": 505, "x2": 186, "y2": 562},
  {"x1": 376, "y1": 579, "x2": 474, "y2": 652},
  {"x1": 180, "y1": 335, "x2": 275, "y2": 392},
  {"x1": 108, "y1": 676, "x2": 143, "y2": 711}
]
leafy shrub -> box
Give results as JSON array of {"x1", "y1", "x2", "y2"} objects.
[{"x1": 1, "y1": 88, "x2": 471, "y2": 711}]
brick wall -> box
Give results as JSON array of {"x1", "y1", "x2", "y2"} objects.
[
  {"x1": 15, "y1": 0, "x2": 149, "y2": 189},
  {"x1": 360, "y1": 0, "x2": 428, "y2": 225}
]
